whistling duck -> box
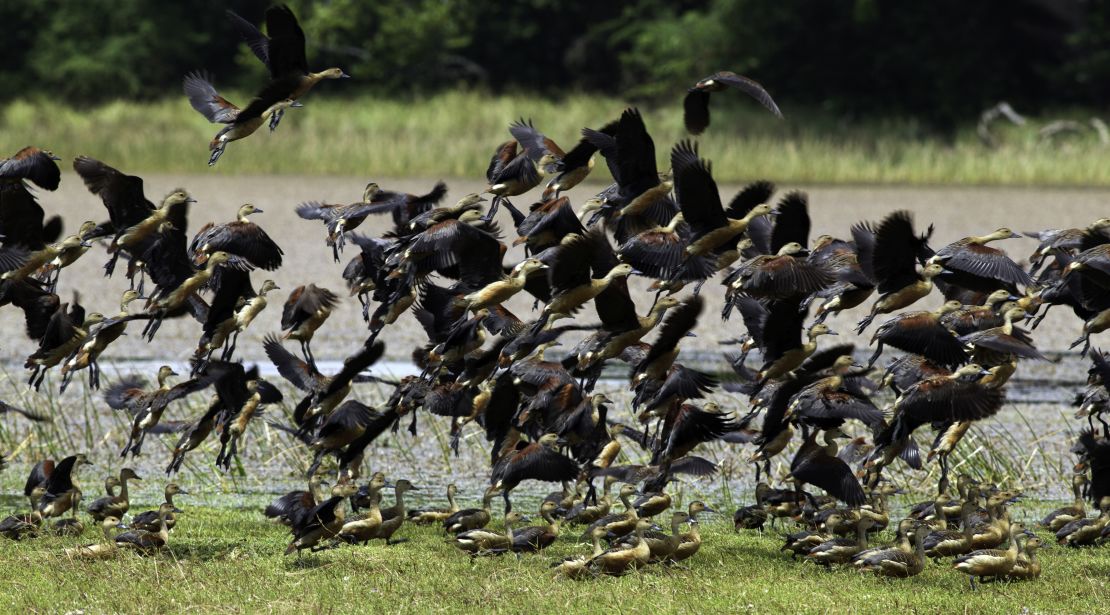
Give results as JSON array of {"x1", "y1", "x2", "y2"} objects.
[
  {"x1": 929, "y1": 227, "x2": 1030, "y2": 294},
  {"x1": 199, "y1": 279, "x2": 280, "y2": 366},
  {"x1": 183, "y1": 71, "x2": 302, "y2": 165},
  {"x1": 554, "y1": 526, "x2": 607, "y2": 579},
  {"x1": 444, "y1": 485, "x2": 502, "y2": 534},
  {"x1": 64, "y1": 516, "x2": 122, "y2": 559},
  {"x1": 1072, "y1": 308, "x2": 1110, "y2": 355},
  {"x1": 1025, "y1": 218, "x2": 1110, "y2": 272},
  {"x1": 286, "y1": 482, "x2": 359, "y2": 556},
  {"x1": 105, "y1": 366, "x2": 214, "y2": 458},
  {"x1": 858, "y1": 525, "x2": 929, "y2": 578},
  {"x1": 853, "y1": 210, "x2": 937, "y2": 332},
  {"x1": 452, "y1": 511, "x2": 525, "y2": 555},
  {"x1": 0, "y1": 146, "x2": 62, "y2": 252},
  {"x1": 790, "y1": 428, "x2": 867, "y2": 507},
  {"x1": 1056, "y1": 496, "x2": 1110, "y2": 547},
  {"x1": 189, "y1": 203, "x2": 283, "y2": 271},
  {"x1": 115, "y1": 503, "x2": 178, "y2": 554},
  {"x1": 586, "y1": 518, "x2": 653, "y2": 575},
  {"x1": 683, "y1": 71, "x2": 782, "y2": 134},
  {"x1": 492, "y1": 433, "x2": 579, "y2": 513},
  {"x1": 867, "y1": 300, "x2": 968, "y2": 368},
  {"x1": 506, "y1": 500, "x2": 561, "y2": 553},
  {"x1": 633, "y1": 489, "x2": 672, "y2": 519},
  {"x1": 87, "y1": 468, "x2": 141, "y2": 521},
  {"x1": 786, "y1": 355, "x2": 884, "y2": 432},
  {"x1": 536, "y1": 230, "x2": 636, "y2": 329},
  {"x1": 1041, "y1": 473, "x2": 1088, "y2": 531},
  {"x1": 566, "y1": 476, "x2": 616, "y2": 525},
  {"x1": 959, "y1": 306, "x2": 1044, "y2": 362},
  {"x1": 953, "y1": 523, "x2": 1024, "y2": 587},
  {"x1": 265, "y1": 474, "x2": 326, "y2": 527},
  {"x1": 281, "y1": 284, "x2": 339, "y2": 366},
  {"x1": 296, "y1": 183, "x2": 384, "y2": 260},
  {"x1": 869, "y1": 364, "x2": 1002, "y2": 486},
  {"x1": 0, "y1": 510, "x2": 43, "y2": 540},
  {"x1": 923, "y1": 500, "x2": 977, "y2": 559},
  {"x1": 374, "y1": 479, "x2": 417, "y2": 545},
  {"x1": 670, "y1": 501, "x2": 714, "y2": 563},
  {"x1": 580, "y1": 484, "x2": 640, "y2": 542},
  {"x1": 671, "y1": 141, "x2": 774, "y2": 259},
  {"x1": 968, "y1": 489, "x2": 1012, "y2": 549},
  {"x1": 460, "y1": 258, "x2": 547, "y2": 313},
  {"x1": 808, "y1": 517, "x2": 874, "y2": 566},
  {"x1": 25, "y1": 303, "x2": 102, "y2": 390},
  {"x1": 640, "y1": 510, "x2": 688, "y2": 563},
  {"x1": 1, "y1": 227, "x2": 88, "y2": 285},
  {"x1": 938, "y1": 289, "x2": 1014, "y2": 336},
  {"x1": 151, "y1": 250, "x2": 233, "y2": 313},
  {"x1": 60, "y1": 290, "x2": 140, "y2": 391},
  {"x1": 132, "y1": 483, "x2": 188, "y2": 532},
  {"x1": 103, "y1": 187, "x2": 194, "y2": 281},
  {"x1": 408, "y1": 484, "x2": 460, "y2": 525},
  {"x1": 1004, "y1": 533, "x2": 1045, "y2": 580},
  {"x1": 484, "y1": 128, "x2": 543, "y2": 224},
  {"x1": 734, "y1": 482, "x2": 774, "y2": 530},
  {"x1": 226, "y1": 5, "x2": 349, "y2": 131},
  {"x1": 37, "y1": 454, "x2": 91, "y2": 519},
  {"x1": 336, "y1": 473, "x2": 387, "y2": 545}
]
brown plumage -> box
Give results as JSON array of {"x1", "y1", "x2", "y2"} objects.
[{"x1": 684, "y1": 71, "x2": 782, "y2": 135}]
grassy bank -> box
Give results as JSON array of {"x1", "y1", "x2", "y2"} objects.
[
  {"x1": 1, "y1": 505, "x2": 1106, "y2": 613},
  {"x1": 6, "y1": 92, "x2": 1110, "y2": 185}
]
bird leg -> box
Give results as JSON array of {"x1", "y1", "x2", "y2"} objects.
[
  {"x1": 269, "y1": 108, "x2": 285, "y2": 133},
  {"x1": 503, "y1": 490, "x2": 513, "y2": 515},
  {"x1": 483, "y1": 196, "x2": 502, "y2": 223},
  {"x1": 208, "y1": 143, "x2": 227, "y2": 166},
  {"x1": 103, "y1": 252, "x2": 120, "y2": 278}
]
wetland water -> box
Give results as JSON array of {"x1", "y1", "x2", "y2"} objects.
[{"x1": 0, "y1": 176, "x2": 1105, "y2": 515}]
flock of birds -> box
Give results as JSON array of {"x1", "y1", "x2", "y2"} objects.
[{"x1": 0, "y1": 3, "x2": 1109, "y2": 585}]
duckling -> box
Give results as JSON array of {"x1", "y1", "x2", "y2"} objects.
[
  {"x1": 586, "y1": 518, "x2": 653, "y2": 575},
  {"x1": 808, "y1": 517, "x2": 875, "y2": 567},
  {"x1": 87, "y1": 468, "x2": 141, "y2": 522},
  {"x1": 858, "y1": 525, "x2": 929, "y2": 578},
  {"x1": 64, "y1": 516, "x2": 122, "y2": 560},
  {"x1": 131, "y1": 483, "x2": 188, "y2": 532},
  {"x1": 671, "y1": 501, "x2": 714, "y2": 563},
  {"x1": 115, "y1": 503, "x2": 177, "y2": 554},
  {"x1": 553, "y1": 526, "x2": 607, "y2": 579},
  {"x1": 1041, "y1": 473, "x2": 1088, "y2": 531},
  {"x1": 1004, "y1": 533, "x2": 1045, "y2": 580},
  {"x1": 444, "y1": 485, "x2": 501, "y2": 534},
  {"x1": 953, "y1": 523, "x2": 1024, "y2": 587},
  {"x1": 408, "y1": 484, "x2": 459, "y2": 525},
  {"x1": 452, "y1": 511, "x2": 525, "y2": 555}
]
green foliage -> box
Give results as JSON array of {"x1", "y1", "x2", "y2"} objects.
[{"x1": 0, "y1": 505, "x2": 1107, "y2": 613}]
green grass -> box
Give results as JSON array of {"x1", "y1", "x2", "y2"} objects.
[
  {"x1": 1, "y1": 505, "x2": 1107, "y2": 613},
  {"x1": 6, "y1": 91, "x2": 1110, "y2": 185}
]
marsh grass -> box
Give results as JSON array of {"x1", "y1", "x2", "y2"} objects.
[
  {"x1": 0, "y1": 505, "x2": 1107, "y2": 613},
  {"x1": 6, "y1": 92, "x2": 1110, "y2": 185}
]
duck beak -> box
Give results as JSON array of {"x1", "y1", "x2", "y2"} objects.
[
  {"x1": 290, "y1": 101, "x2": 305, "y2": 108},
  {"x1": 185, "y1": 197, "x2": 197, "y2": 204},
  {"x1": 178, "y1": 488, "x2": 190, "y2": 495},
  {"x1": 702, "y1": 506, "x2": 718, "y2": 514},
  {"x1": 49, "y1": 153, "x2": 61, "y2": 161},
  {"x1": 252, "y1": 207, "x2": 264, "y2": 214},
  {"x1": 1008, "y1": 232, "x2": 1022, "y2": 239},
  {"x1": 172, "y1": 507, "x2": 184, "y2": 513},
  {"x1": 826, "y1": 330, "x2": 839, "y2": 336}
]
